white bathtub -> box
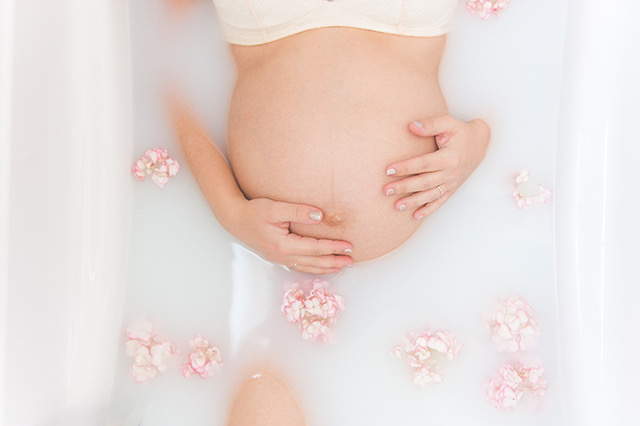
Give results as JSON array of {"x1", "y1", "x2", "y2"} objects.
[{"x1": 1, "y1": 0, "x2": 639, "y2": 425}]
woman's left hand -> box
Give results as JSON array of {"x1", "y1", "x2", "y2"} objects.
[{"x1": 383, "y1": 116, "x2": 490, "y2": 219}]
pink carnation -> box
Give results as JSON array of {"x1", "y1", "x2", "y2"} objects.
[
  {"x1": 487, "y1": 295, "x2": 540, "y2": 352},
  {"x1": 486, "y1": 362, "x2": 548, "y2": 410},
  {"x1": 392, "y1": 328, "x2": 462, "y2": 388},
  {"x1": 182, "y1": 334, "x2": 222, "y2": 379},
  {"x1": 132, "y1": 148, "x2": 180, "y2": 188},
  {"x1": 125, "y1": 320, "x2": 178, "y2": 383},
  {"x1": 281, "y1": 279, "x2": 345, "y2": 343},
  {"x1": 466, "y1": 0, "x2": 510, "y2": 19}
]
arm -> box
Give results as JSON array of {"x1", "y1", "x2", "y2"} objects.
[
  {"x1": 167, "y1": 91, "x2": 353, "y2": 274},
  {"x1": 383, "y1": 116, "x2": 490, "y2": 219}
]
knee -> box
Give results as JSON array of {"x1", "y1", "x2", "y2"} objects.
[{"x1": 227, "y1": 373, "x2": 306, "y2": 426}]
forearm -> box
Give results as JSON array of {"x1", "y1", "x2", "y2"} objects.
[{"x1": 167, "y1": 92, "x2": 247, "y2": 231}]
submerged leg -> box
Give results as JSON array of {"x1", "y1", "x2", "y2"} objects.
[{"x1": 227, "y1": 373, "x2": 306, "y2": 426}]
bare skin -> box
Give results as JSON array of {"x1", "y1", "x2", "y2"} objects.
[
  {"x1": 228, "y1": 28, "x2": 447, "y2": 262},
  {"x1": 228, "y1": 373, "x2": 306, "y2": 426},
  {"x1": 170, "y1": 29, "x2": 489, "y2": 272}
]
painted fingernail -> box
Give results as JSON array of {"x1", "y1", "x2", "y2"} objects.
[
  {"x1": 310, "y1": 210, "x2": 323, "y2": 222},
  {"x1": 386, "y1": 188, "x2": 395, "y2": 196},
  {"x1": 386, "y1": 168, "x2": 396, "y2": 176},
  {"x1": 344, "y1": 248, "x2": 353, "y2": 254},
  {"x1": 413, "y1": 120, "x2": 424, "y2": 128},
  {"x1": 417, "y1": 214, "x2": 424, "y2": 220},
  {"x1": 344, "y1": 263, "x2": 353, "y2": 268},
  {"x1": 398, "y1": 204, "x2": 407, "y2": 211}
]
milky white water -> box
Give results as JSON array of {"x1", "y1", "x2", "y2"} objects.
[{"x1": 108, "y1": 1, "x2": 564, "y2": 424}]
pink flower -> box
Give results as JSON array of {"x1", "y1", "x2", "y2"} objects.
[
  {"x1": 126, "y1": 319, "x2": 154, "y2": 345},
  {"x1": 132, "y1": 148, "x2": 180, "y2": 188},
  {"x1": 486, "y1": 362, "x2": 548, "y2": 410},
  {"x1": 282, "y1": 288, "x2": 306, "y2": 323},
  {"x1": 413, "y1": 365, "x2": 442, "y2": 387},
  {"x1": 520, "y1": 364, "x2": 548, "y2": 396},
  {"x1": 466, "y1": 0, "x2": 510, "y2": 19},
  {"x1": 182, "y1": 334, "x2": 222, "y2": 379},
  {"x1": 487, "y1": 295, "x2": 540, "y2": 352},
  {"x1": 305, "y1": 283, "x2": 345, "y2": 319},
  {"x1": 125, "y1": 320, "x2": 177, "y2": 383},
  {"x1": 393, "y1": 328, "x2": 462, "y2": 388},
  {"x1": 511, "y1": 169, "x2": 552, "y2": 209},
  {"x1": 281, "y1": 279, "x2": 344, "y2": 343},
  {"x1": 487, "y1": 378, "x2": 523, "y2": 410}
]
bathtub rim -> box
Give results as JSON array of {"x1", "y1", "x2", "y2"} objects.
[{"x1": 0, "y1": 0, "x2": 16, "y2": 423}]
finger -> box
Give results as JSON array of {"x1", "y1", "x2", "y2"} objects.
[
  {"x1": 386, "y1": 149, "x2": 448, "y2": 178},
  {"x1": 413, "y1": 191, "x2": 453, "y2": 220},
  {"x1": 383, "y1": 171, "x2": 446, "y2": 197},
  {"x1": 285, "y1": 254, "x2": 352, "y2": 275},
  {"x1": 409, "y1": 116, "x2": 457, "y2": 138},
  {"x1": 393, "y1": 183, "x2": 447, "y2": 213},
  {"x1": 291, "y1": 253, "x2": 353, "y2": 270},
  {"x1": 292, "y1": 264, "x2": 342, "y2": 275},
  {"x1": 284, "y1": 233, "x2": 354, "y2": 256},
  {"x1": 268, "y1": 202, "x2": 325, "y2": 225}
]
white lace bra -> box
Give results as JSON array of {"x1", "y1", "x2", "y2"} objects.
[{"x1": 211, "y1": 0, "x2": 458, "y2": 46}]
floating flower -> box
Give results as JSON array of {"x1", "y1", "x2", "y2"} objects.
[
  {"x1": 392, "y1": 328, "x2": 462, "y2": 388},
  {"x1": 125, "y1": 320, "x2": 178, "y2": 383},
  {"x1": 182, "y1": 334, "x2": 223, "y2": 379},
  {"x1": 487, "y1": 295, "x2": 540, "y2": 352},
  {"x1": 486, "y1": 362, "x2": 548, "y2": 410},
  {"x1": 512, "y1": 170, "x2": 552, "y2": 209},
  {"x1": 466, "y1": 0, "x2": 510, "y2": 19},
  {"x1": 281, "y1": 279, "x2": 345, "y2": 343},
  {"x1": 132, "y1": 148, "x2": 180, "y2": 188},
  {"x1": 282, "y1": 288, "x2": 306, "y2": 323}
]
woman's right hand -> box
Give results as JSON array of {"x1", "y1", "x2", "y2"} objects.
[{"x1": 232, "y1": 198, "x2": 354, "y2": 275}]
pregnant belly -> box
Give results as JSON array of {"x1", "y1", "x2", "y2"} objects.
[{"x1": 228, "y1": 36, "x2": 447, "y2": 262}]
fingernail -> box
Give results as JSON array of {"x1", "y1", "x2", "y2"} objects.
[
  {"x1": 310, "y1": 210, "x2": 323, "y2": 222},
  {"x1": 413, "y1": 120, "x2": 424, "y2": 128},
  {"x1": 386, "y1": 168, "x2": 396, "y2": 176},
  {"x1": 344, "y1": 248, "x2": 353, "y2": 254},
  {"x1": 344, "y1": 263, "x2": 353, "y2": 268},
  {"x1": 386, "y1": 188, "x2": 395, "y2": 196},
  {"x1": 398, "y1": 204, "x2": 407, "y2": 211},
  {"x1": 417, "y1": 214, "x2": 424, "y2": 220}
]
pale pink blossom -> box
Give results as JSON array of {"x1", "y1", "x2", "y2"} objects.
[
  {"x1": 282, "y1": 288, "x2": 306, "y2": 323},
  {"x1": 413, "y1": 365, "x2": 442, "y2": 387},
  {"x1": 486, "y1": 362, "x2": 548, "y2": 410},
  {"x1": 466, "y1": 0, "x2": 510, "y2": 19},
  {"x1": 520, "y1": 364, "x2": 548, "y2": 396},
  {"x1": 281, "y1": 279, "x2": 344, "y2": 343},
  {"x1": 126, "y1": 319, "x2": 154, "y2": 345},
  {"x1": 132, "y1": 148, "x2": 180, "y2": 188},
  {"x1": 512, "y1": 169, "x2": 552, "y2": 209},
  {"x1": 393, "y1": 328, "x2": 462, "y2": 388},
  {"x1": 487, "y1": 295, "x2": 540, "y2": 352},
  {"x1": 301, "y1": 319, "x2": 329, "y2": 341},
  {"x1": 182, "y1": 334, "x2": 222, "y2": 379},
  {"x1": 125, "y1": 320, "x2": 177, "y2": 383}
]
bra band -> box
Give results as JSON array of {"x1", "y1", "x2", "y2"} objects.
[{"x1": 212, "y1": 0, "x2": 458, "y2": 46}]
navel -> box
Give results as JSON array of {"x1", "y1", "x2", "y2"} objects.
[{"x1": 327, "y1": 212, "x2": 344, "y2": 226}]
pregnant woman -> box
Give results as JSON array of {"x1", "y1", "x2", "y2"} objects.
[
  {"x1": 169, "y1": 0, "x2": 490, "y2": 275},
  {"x1": 167, "y1": 0, "x2": 490, "y2": 423}
]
